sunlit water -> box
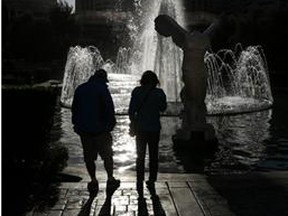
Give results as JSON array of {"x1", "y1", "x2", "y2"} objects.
[
  {"x1": 52, "y1": 74, "x2": 288, "y2": 175},
  {"x1": 60, "y1": 0, "x2": 273, "y2": 115}
]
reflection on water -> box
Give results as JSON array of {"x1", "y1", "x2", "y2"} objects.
[
  {"x1": 57, "y1": 108, "x2": 184, "y2": 173},
  {"x1": 207, "y1": 110, "x2": 272, "y2": 174},
  {"x1": 53, "y1": 74, "x2": 288, "y2": 174},
  {"x1": 53, "y1": 105, "x2": 287, "y2": 174}
]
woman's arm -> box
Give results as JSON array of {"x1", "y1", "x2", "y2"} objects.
[{"x1": 158, "y1": 89, "x2": 167, "y2": 112}]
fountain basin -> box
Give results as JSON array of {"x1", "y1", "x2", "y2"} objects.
[{"x1": 206, "y1": 96, "x2": 273, "y2": 115}]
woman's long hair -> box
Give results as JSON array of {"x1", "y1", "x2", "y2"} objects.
[{"x1": 140, "y1": 70, "x2": 160, "y2": 88}]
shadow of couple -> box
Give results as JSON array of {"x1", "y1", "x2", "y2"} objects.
[
  {"x1": 138, "y1": 194, "x2": 166, "y2": 216},
  {"x1": 77, "y1": 183, "x2": 166, "y2": 216},
  {"x1": 77, "y1": 184, "x2": 116, "y2": 216},
  {"x1": 138, "y1": 183, "x2": 166, "y2": 216}
]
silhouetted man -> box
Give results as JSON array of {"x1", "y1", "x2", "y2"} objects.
[{"x1": 72, "y1": 69, "x2": 120, "y2": 195}]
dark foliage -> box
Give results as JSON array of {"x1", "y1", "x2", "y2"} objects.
[
  {"x1": 2, "y1": 1, "x2": 78, "y2": 62},
  {"x1": 2, "y1": 87, "x2": 68, "y2": 215},
  {"x1": 212, "y1": 5, "x2": 288, "y2": 72}
]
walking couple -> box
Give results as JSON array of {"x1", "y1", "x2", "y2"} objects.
[{"x1": 72, "y1": 69, "x2": 167, "y2": 198}]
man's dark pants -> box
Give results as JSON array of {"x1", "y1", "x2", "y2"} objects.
[{"x1": 80, "y1": 132, "x2": 113, "y2": 179}]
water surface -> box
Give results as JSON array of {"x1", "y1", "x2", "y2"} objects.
[{"x1": 53, "y1": 73, "x2": 288, "y2": 174}]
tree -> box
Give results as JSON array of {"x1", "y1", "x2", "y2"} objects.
[{"x1": 49, "y1": 0, "x2": 78, "y2": 60}]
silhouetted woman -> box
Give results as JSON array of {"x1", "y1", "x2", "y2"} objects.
[{"x1": 128, "y1": 71, "x2": 167, "y2": 197}]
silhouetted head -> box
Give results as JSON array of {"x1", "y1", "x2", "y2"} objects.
[
  {"x1": 140, "y1": 70, "x2": 159, "y2": 88},
  {"x1": 92, "y1": 69, "x2": 109, "y2": 82}
]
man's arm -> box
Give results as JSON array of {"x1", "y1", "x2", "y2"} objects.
[
  {"x1": 128, "y1": 88, "x2": 137, "y2": 121},
  {"x1": 71, "y1": 89, "x2": 78, "y2": 125},
  {"x1": 101, "y1": 86, "x2": 116, "y2": 131}
]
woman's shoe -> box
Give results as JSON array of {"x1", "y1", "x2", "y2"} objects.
[
  {"x1": 146, "y1": 180, "x2": 155, "y2": 189},
  {"x1": 87, "y1": 180, "x2": 99, "y2": 196},
  {"x1": 137, "y1": 181, "x2": 144, "y2": 198},
  {"x1": 146, "y1": 180, "x2": 156, "y2": 195}
]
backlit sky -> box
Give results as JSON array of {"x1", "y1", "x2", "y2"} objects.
[{"x1": 63, "y1": 0, "x2": 75, "y2": 8}]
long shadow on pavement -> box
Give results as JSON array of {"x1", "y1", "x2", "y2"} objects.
[{"x1": 78, "y1": 194, "x2": 96, "y2": 216}]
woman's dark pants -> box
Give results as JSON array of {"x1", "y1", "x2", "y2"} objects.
[{"x1": 136, "y1": 131, "x2": 160, "y2": 183}]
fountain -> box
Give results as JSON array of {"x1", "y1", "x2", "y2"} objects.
[
  {"x1": 205, "y1": 44, "x2": 273, "y2": 115},
  {"x1": 60, "y1": 0, "x2": 273, "y2": 115}
]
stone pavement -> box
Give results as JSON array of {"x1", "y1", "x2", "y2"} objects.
[
  {"x1": 26, "y1": 171, "x2": 288, "y2": 216},
  {"x1": 26, "y1": 172, "x2": 233, "y2": 216}
]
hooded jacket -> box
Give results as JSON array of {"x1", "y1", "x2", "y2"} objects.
[{"x1": 72, "y1": 75, "x2": 116, "y2": 135}]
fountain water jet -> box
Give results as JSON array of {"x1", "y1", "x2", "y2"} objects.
[
  {"x1": 60, "y1": 0, "x2": 273, "y2": 115},
  {"x1": 205, "y1": 44, "x2": 273, "y2": 115}
]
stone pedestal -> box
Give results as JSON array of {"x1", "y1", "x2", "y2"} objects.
[
  {"x1": 172, "y1": 124, "x2": 218, "y2": 158},
  {"x1": 174, "y1": 122, "x2": 216, "y2": 142},
  {"x1": 172, "y1": 129, "x2": 218, "y2": 173}
]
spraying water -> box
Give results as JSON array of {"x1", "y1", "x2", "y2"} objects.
[
  {"x1": 60, "y1": 0, "x2": 273, "y2": 115},
  {"x1": 205, "y1": 44, "x2": 273, "y2": 114}
]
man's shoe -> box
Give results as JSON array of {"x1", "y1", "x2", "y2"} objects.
[
  {"x1": 106, "y1": 178, "x2": 121, "y2": 194},
  {"x1": 138, "y1": 197, "x2": 148, "y2": 216},
  {"x1": 88, "y1": 180, "x2": 99, "y2": 196}
]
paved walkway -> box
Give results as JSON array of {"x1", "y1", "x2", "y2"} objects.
[
  {"x1": 26, "y1": 172, "x2": 233, "y2": 216},
  {"x1": 26, "y1": 171, "x2": 288, "y2": 216}
]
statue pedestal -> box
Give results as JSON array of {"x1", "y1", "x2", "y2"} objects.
[
  {"x1": 174, "y1": 123, "x2": 216, "y2": 142},
  {"x1": 172, "y1": 123, "x2": 218, "y2": 157},
  {"x1": 172, "y1": 128, "x2": 218, "y2": 172}
]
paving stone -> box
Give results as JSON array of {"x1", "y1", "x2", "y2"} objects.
[
  {"x1": 154, "y1": 187, "x2": 170, "y2": 195},
  {"x1": 94, "y1": 205, "x2": 103, "y2": 216},
  {"x1": 116, "y1": 211, "x2": 135, "y2": 216},
  {"x1": 129, "y1": 196, "x2": 139, "y2": 205},
  {"x1": 50, "y1": 199, "x2": 67, "y2": 211},
  {"x1": 167, "y1": 181, "x2": 189, "y2": 188},
  {"x1": 114, "y1": 204, "x2": 128, "y2": 212},
  {"x1": 169, "y1": 187, "x2": 204, "y2": 216},
  {"x1": 32, "y1": 172, "x2": 287, "y2": 216},
  {"x1": 66, "y1": 189, "x2": 82, "y2": 197},
  {"x1": 47, "y1": 210, "x2": 63, "y2": 216},
  {"x1": 95, "y1": 197, "x2": 106, "y2": 206},
  {"x1": 60, "y1": 182, "x2": 85, "y2": 189},
  {"x1": 123, "y1": 189, "x2": 138, "y2": 196},
  {"x1": 62, "y1": 209, "x2": 80, "y2": 216},
  {"x1": 120, "y1": 182, "x2": 137, "y2": 189},
  {"x1": 112, "y1": 195, "x2": 129, "y2": 206},
  {"x1": 66, "y1": 197, "x2": 84, "y2": 209},
  {"x1": 154, "y1": 182, "x2": 167, "y2": 188},
  {"x1": 59, "y1": 189, "x2": 68, "y2": 198},
  {"x1": 145, "y1": 198, "x2": 153, "y2": 205},
  {"x1": 146, "y1": 204, "x2": 154, "y2": 212},
  {"x1": 157, "y1": 194, "x2": 178, "y2": 216},
  {"x1": 96, "y1": 190, "x2": 106, "y2": 198},
  {"x1": 32, "y1": 212, "x2": 48, "y2": 216},
  {"x1": 127, "y1": 205, "x2": 138, "y2": 211},
  {"x1": 79, "y1": 190, "x2": 90, "y2": 197}
]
